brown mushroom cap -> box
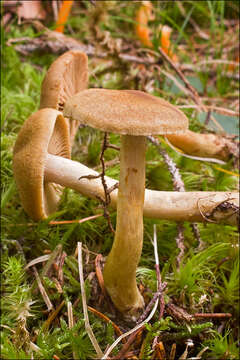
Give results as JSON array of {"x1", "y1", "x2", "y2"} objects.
[
  {"x1": 39, "y1": 50, "x2": 88, "y2": 142},
  {"x1": 13, "y1": 108, "x2": 71, "y2": 220},
  {"x1": 63, "y1": 88, "x2": 188, "y2": 135}
]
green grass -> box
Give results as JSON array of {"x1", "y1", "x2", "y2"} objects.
[{"x1": 1, "y1": 1, "x2": 239, "y2": 359}]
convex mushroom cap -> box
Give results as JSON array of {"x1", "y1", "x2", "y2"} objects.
[
  {"x1": 13, "y1": 108, "x2": 71, "y2": 220},
  {"x1": 40, "y1": 50, "x2": 88, "y2": 143},
  {"x1": 63, "y1": 88, "x2": 188, "y2": 135}
]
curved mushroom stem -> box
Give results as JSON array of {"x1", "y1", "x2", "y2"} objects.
[
  {"x1": 44, "y1": 154, "x2": 239, "y2": 226},
  {"x1": 103, "y1": 135, "x2": 146, "y2": 318}
]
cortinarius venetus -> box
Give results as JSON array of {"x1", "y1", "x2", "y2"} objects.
[
  {"x1": 39, "y1": 50, "x2": 88, "y2": 144},
  {"x1": 63, "y1": 88, "x2": 188, "y2": 319}
]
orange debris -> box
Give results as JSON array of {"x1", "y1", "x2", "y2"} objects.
[
  {"x1": 159, "y1": 25, "x2": 178, "y2": 62},
  {"x1": 135, "y1": 2, "x2": 177, "y2": 61},
  {"x1": 55, "y1": 0, "x2": 74, "y2": 33},
  {"x1": 135, "y1": 1, "x2": 154, "y2": 47}
]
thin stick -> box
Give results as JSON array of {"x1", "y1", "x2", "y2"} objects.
[
  {"x1": 95, "y1": 254, "x2": 108, "y2": 298},
  {"x1": 67, "y1": 300, "x2": 78, "y2": 360},
  {"x1": 148, "y1": 136, "x2": 203, "y2": 261},
  {"x1": 197, "y1": 59, "x2": 240, "y2": 67},
  {"x1": 49, "y1": 214, "x2": 102, "y2": 225},
  {"x1": 194, "y1": 313, "x2": 232, "y2": 318},
  {"x1": 87, "y1": 306, "x2": 124, "y2": 340},
  {"x1": 147, "y1": 136, "x2": 185, "y2": 192},
  {"x1": 25, "y1": 255, "x2": 50, "y2": 270},
  {"x1": 77, "y1": 242, "x2": 103, "y2": 358},
  {"x1": 42, "y1": 300, "x2": 65, "y2": 332},
  {"x1": 177, "y1": 104, "x2": 239, "y2": 117},
  {"x1": 67, "y1": 301, "x2": 74, "y2": 328},
  {"x1": 58, "y1": 251, "x2": 67, "y2": 285},
  {"x1": 153, "y1": 224, "x2": 165, "y2": 319},
  {"x1": 113, "y1": 328, "x2": 143, "y2": 360},
  {"x1": 102, "y1": 298, "x2": 159, "y2": 359},
  {"x1": 33, "y1": 266, "x2": 53, "y2": 312}
]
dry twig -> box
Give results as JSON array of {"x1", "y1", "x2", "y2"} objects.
[
  {"x1": 153, "y1": 224, "x2": 166, "y2": 319},
  {"x1": 33, "y1": 266, "x2": 53, "y2": 312},
  {"x1": 67, "y1": 300, "x2": 78, "y2": 360},
  {"x1": 87, "y1": 306, "x2": 124, "y2": 341},
  {"x1": 42, "y1": 300, "x2": 65, "y2": 332},
  {"x1": 148, "y1": 136, "x2": 203, "y2": 260},
  {"x1": 77, "y1": 242, "x2": 103, "y2": 358},
  {"x1": 95, "y1": 254, "x2": 108, "y2": 298}
]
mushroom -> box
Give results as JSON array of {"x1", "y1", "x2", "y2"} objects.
[
  {"x1": 13, "y1": 109, "x2": 238, "y2": 226},
  {"x1": 13, "y1": 108, "x2": 71, "y2": 220},
  {"x1": 39, "y1": 50, "x2": 88, "y2": 144},
  {"x1": 166, "y1": 130, "x2": 238, "y2": 162},
  {"x1": 63, "y1": 88, "x2": 188, "y2": 318}
]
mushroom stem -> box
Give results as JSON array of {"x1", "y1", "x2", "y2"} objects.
[
  {"x1": 166, "y1": 130, "x2": 238, "y2": 161},
  {"x1": 103, "y1": 135, "x2": 146, "y2": 318},
  {"x1": 44, "y1": 154, "x2": 239, "y2": 226}
]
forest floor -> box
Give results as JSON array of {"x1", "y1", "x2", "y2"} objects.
[{"x1": 1, "y1": 1, "x2": 239, "y2": 359}]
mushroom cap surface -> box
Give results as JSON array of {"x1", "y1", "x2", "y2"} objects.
[
  {"x1": 39, "y1": 50, "x2": 88, "y2": 142},
  {"x1": 40, "y1": 50, "x2": 88, "y2": 111},
  {"x1": 63, "y1": 89, "x2": 188, "y2": 135},
  {"x1": 13, "y1": 108, "x2": 71, "y2": 220}
]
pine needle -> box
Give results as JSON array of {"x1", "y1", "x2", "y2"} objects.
[
  {"x1": 33, "y1": 266, "x2": 53, "y2": 312},
  {"x1": 87, "y1": 305, "x2": 124, "y2": 341}
]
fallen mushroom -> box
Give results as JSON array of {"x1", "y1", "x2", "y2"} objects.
[
  {"x1": 39, "y1": 50, "x2": 88, "y2": 144},
  {"x1": 166, "y1": 130, "x2": 239, "y2": 161},
  {"x1": 13, "y1": 108, "x2": 71, "y2": 220},
  {"x1": 13, "y1": 109, "x2": 239, "y2": 225},
  {"x1": 63, "y1": 88, "x2": 188, "y2": 318},
  {"x1": 44, "y1": 153, "x2": 239, "y2": 226}
]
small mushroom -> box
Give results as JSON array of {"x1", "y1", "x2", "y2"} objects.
[
  {"x1": 166, "y1": 130, "x2": 238, "y2": 162},
  {"x1": 63, "y1": 88, "x2": 188, "y2": 318},
  {"x1": 39, "y1": 50, "x2": 88, "y2": 144},
  {"x1": 13, "y1": 108, "x2": 71, "y2": 220}
]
